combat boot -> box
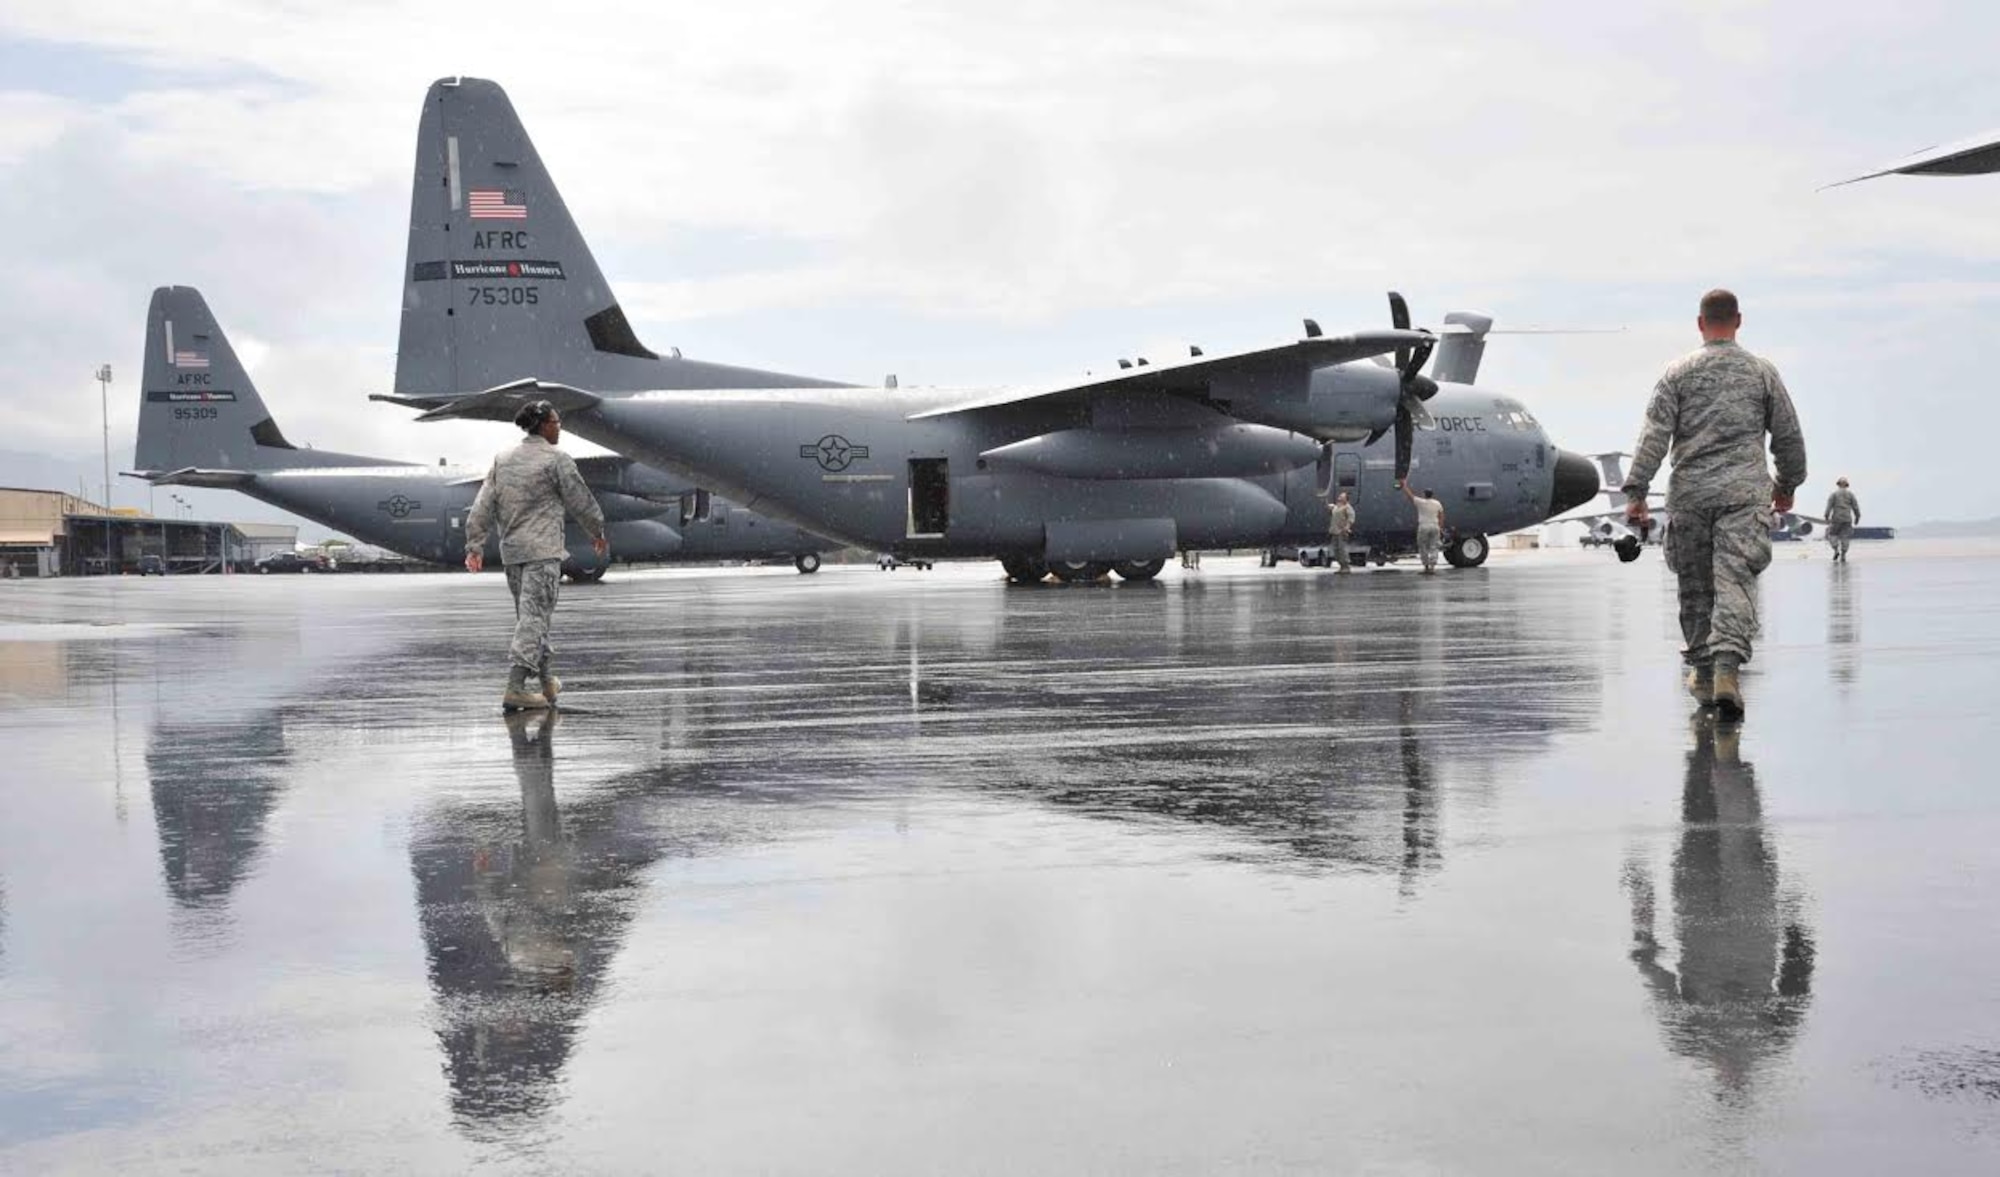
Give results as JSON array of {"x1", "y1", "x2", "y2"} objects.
[
  {"x1": 1711, "y1": 660, "x2": 1744, "y2": 721},
  {"x1": 1685, "y1": 664, "x2": 1714, "y2": 707},
  {"x1": 503, "y1": 665, "x2": 550, "y2": 712},
  {"x1": 539, "y1": 655, "x2": 562, "y2": 704}
]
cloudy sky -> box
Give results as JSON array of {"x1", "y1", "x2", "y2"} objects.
[{"x1": 3, "y1": 0, "x2": 1998, "y2": 528}]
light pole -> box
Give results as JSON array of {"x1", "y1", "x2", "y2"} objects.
[{"x1": 95, "y1": 364, "x2": 113, "y2": 509}]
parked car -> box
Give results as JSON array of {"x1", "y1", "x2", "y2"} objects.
[
  {"x1": 255, "y1": 552, "x2": 322, "y2": 574},
  {"x1": 137, "y1": 554, "x2": 167, "y2": 576}
]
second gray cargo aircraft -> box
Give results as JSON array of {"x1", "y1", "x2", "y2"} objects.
[
  {"x1": 133, "y1": 287, "x2": 835, "y2": 578},
  {"x1": 381, "y1": 78, "x2": 1599, "y2": 581}
]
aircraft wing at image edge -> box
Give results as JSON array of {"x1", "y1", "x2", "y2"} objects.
[{"x1": 1824, "y1": 126, "x2": 2000, "y2": 187}]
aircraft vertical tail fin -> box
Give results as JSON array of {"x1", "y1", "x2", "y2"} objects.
[
  {"x1": 135, "y1": 287, "x2": 378, "y2": 475},
  {"x1": 1592, "y1": 451, "x2": 1630, "y2": 491},
  {"x1": 1430, "y1": 311, "x2": 1493, "y2": 385},
  {"x1": 135, "y1": 286, "x2": 299, "y2": 475},
  {"x1": 394, "y1": 77, "x2": 844, "y2": 399}
]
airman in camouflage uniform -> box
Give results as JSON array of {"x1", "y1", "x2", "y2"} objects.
[
  {"x1": 465, "y1": 400, "x2": 608, "y2": 711},
  {"x1": 1624, "y1": 290, "x2": 1807, "y2": 719},
  {"x1": 1824, "y1": 478, "x2": 1860, "y2": 562},
  {"x1": 1327, "y1": 491, "x2": 1356, "y2": 573}
]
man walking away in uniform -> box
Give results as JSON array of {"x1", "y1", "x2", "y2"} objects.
[
  {"x1": 1825, "y1": 477, "x2": 1860, "y2": 562},
  {"x1": 1327, "y1": 491, "x2": 1357, "y2": 573},
  {"x1": 1624, "y1": 290, "x2": 1807, "y2": 721},
  {"x1": 1401, "y1": 482, "x2": 1446, "y2": 574},
  {"x1": 465, "y1": 401, "x2": 609, "y2": 711}
]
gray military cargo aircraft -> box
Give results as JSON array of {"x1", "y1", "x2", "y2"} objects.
[
  {"x1": 131, "y1": 286, "x2": 836, "y2": 578},
  {"x1": 378, "y1": 77, "x2": 1601, "y2": 581}
]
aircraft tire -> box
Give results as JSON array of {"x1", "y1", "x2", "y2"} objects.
[
  {"x1": 1112, "y1": 558, "x2": 1165, "y2": 582},
  {"x1": 1444, "y1": 533, "x2": 1490, "y2": 569},
  {"x1": 794, "y1": 552, "x2": 822, "y2": 574},
  {"x1": 1049, "y1": 560, "x2": 1111, "y2": 583},
  {"x1": 565, "y1": 566, "x2": 608, "y2": 584},
  {"x1": 1001, "y1": 556, "x2": 1048, "y2": 585}
]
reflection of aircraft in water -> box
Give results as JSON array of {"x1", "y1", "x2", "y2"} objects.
[
  {"x1": 148, "y1": 713, "x2": 292, "y2": 908},
  {"x1": 412, "y1": 711, "x2": 724, "y2": 1132},
  {"x1": 414, "y1": 712, "x2": 625, "y2": 1127},
  {"x1": 140, "y1": 617, "x2": 415, "y2": 918},
  {"x1": 903, "y1": 578, "x2": 1597, "y2": 884},
  {"x1": 1623, "y1": 720, "x2": 1816, "y2": 1103}
]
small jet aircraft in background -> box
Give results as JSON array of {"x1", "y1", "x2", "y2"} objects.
[
  {"x1": 377, "y1": 77, "x2": 1603, "y2": 582},
  {"x1": 130, "y1": 287, "x2": 836, "y2": 579},
  {"x1": 1558, "y1": 452, "x2": 1836, "y2": 560}
]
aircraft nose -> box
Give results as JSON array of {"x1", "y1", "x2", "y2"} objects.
[{"x1": 1549, "y1": 449, "x2": 1600, "y2": 517}]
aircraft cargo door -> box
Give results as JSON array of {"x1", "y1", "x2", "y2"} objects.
[{"x1": 908, "y1": 458, "x2": 949, "y2": 538}]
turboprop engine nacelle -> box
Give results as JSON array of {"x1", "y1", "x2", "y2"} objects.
[
  {"x1": 575, "y1": 455, "x2": 688, "y2": 503},
  {"x1": 598, "y1": 490, "x2": 683, "y2": 523},
  {"x1": 1233, "y1": 361, "x2": 1405, "y2": 442},
  {"x1": 602, "y1": 517, "x2": 683, "y2": 555},
  {"x1": 981, "y1": 423, "x2": 1322, "y2": 480}
]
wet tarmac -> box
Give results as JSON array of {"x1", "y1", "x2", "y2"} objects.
[{"x1": 3, "y1": 543, "x2": 1999, "y2": 1173}]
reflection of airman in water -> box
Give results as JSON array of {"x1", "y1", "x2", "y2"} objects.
[
  {"x1": 1828, "y1": 563, "x2": 1858, "y2": 688},
  {"x1": 1623, "y1": 718, "x2": 1816, "y2": 1103},
  {"x1": 487, "y1": 709, "x2": 577, "y2": 982}
]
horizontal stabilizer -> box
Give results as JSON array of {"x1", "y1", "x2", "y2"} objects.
[
  {"x1": 400, "y1": 379, "x2": 603, "y2": 423},
  {"x1": 909, "y1": 330, "x2": 1427, "y2": 420},
  {"x1": 134, "y1": 466, "x2": 258, "y2": 488}
]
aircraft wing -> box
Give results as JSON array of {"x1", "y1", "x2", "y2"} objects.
[
  {"x1": 372, "y1": 378, "x2": 603, "y2": 424},
  {"x1": 129, "y1": 467, "x2": 257, "y2": 489},
  {"x1": 1825, "y1": 127, "x2": 2000, "y2": 187},
  {"x1": 906, "y1": 331, "x2": 1428, "y2": 421}
]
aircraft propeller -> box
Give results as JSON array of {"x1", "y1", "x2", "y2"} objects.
[{"x1": 1387, "y1": 291, "x2": 1440, "y2": 484}]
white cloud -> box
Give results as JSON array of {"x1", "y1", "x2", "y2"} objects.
[{"x1": 2, "y1": 0, "x2": 1999, "y2": 524}]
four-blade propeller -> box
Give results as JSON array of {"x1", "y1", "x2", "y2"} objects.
[{"x1": 1387, "y1": 291, "x2": 1441, "y2": 485}]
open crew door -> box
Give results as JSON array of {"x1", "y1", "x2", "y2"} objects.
[
  {"x1": 1332, "y1": 452, "x2": 1361, "y2": 495},
  {"x1": 908, "y1": 458, "x2": 949, "y2": 537}
]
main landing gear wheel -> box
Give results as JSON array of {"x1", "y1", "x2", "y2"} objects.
[
  {"x1": 565, "y1": 566, "x2": 608, "y2": 584},
  {"x1": 1442, "y1": 533, "x2": 1490, "y2": 569},
  {"x1": 1049, "y1": 560, "x2": 1111, "y2": 584},
  {"x1": 1112, "y1": 558, "x2": 1165, "y2": 582},
  {"x1": 1000, "y1": 556, "x2": 1048, "y2": 585},
  {"x1": 794, "y1": 552, "x2": 822, "y2": 574}
]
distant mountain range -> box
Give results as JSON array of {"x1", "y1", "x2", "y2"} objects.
[
  {"x1": 1900, "y1": 517, "x2": 2000, "y2": 539},
  {"x1": 0, "y1": 450, "x2": 343, "y2": 543}
]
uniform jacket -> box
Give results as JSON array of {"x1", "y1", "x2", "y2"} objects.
[
  {"x1": 1623, "y1": 340, "x2": 1808, "y2": 511},
  {"x1": 465, "y1": 435, "x2": 607, "y2": 565}
]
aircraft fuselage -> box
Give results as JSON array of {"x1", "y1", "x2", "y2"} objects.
[
  {"x1": 219, "y1": 463, "x2": 827, "y2": 572},
  {"x1": 563, "y1": 381, "x2": 1589, "y2": 560}
]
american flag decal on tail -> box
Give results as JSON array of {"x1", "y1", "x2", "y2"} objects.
[
  {"x1": 163, "y1": 320, "x2": 211, "y2": 369},
  {"x1": 468, "y1": 188, "x2": 528, "y2": 220}
]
